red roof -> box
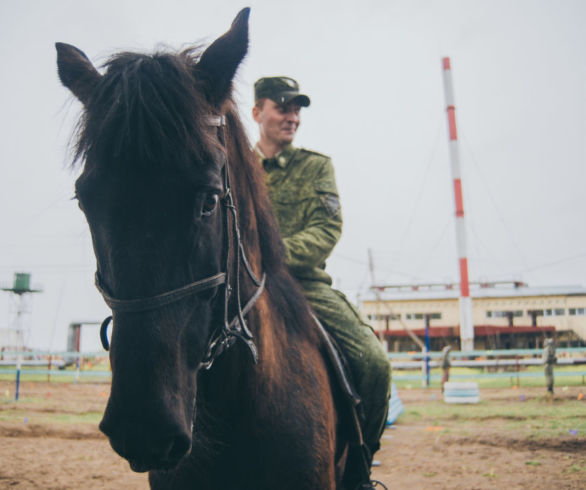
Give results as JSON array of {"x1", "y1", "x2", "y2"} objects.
[{"x1": 376, "y1": 325, "x2": 556, "y2": 338}]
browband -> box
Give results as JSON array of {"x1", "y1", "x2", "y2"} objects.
[{"x1": 204, "y1": 115, "x2": 226, "y2": 127}]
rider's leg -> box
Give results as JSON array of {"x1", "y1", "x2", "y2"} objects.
[{"x1": 298, "y1": 279, "x2": 391, "y2": 461}]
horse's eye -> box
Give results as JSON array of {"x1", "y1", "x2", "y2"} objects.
[{"x1": 201, "y1": 193, "x2": 219, "y2": 217}]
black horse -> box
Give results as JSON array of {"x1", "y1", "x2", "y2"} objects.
[{"x1": 56, "y1": 8, "x2": 370, "y2": 490}]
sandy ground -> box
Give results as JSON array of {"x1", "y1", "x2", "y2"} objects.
[
  {"x1": 0, "y1": 381, "x2": 584, "y2": 489},
  {"x1": 372, "y1": 387, "x2": 585, "y2": 489}
]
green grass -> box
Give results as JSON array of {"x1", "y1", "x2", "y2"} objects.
[
  {"x1": 0, "y1": 363, "x2": 111, "y2": 384},
  {"x1": 398, "y1": 395, "x2": 585, "y2": 438},
  {"x1": 0, "y1": 408, "x2": 102, "y2": 425},
  {"x1": 0, "y1": 374, "x2": 110, "y2": 383},
  {"x1": 393, "y1": 365, "x2": 586, "y2": 389},
  {"x1": 46, "y1": 411, "x2": 103, "y2": 424},
  {"x1": 564, "y1": 464, "x2": 586, "y2": 473}
]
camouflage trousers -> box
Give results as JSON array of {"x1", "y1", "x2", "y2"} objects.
[
  {"x1": 298, "y1": 279, "x2": 391, "y2": 456},
  {"x1": 545, "y1": 364, "x2": 554, "y2": 393}
]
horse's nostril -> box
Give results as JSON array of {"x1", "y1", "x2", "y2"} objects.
[
  {"x1": 166, "y1": 432, "x2": 192, "y2": 462},
  {"x1": 98, "y1": 406, "x2": 191, "y2": 469}
]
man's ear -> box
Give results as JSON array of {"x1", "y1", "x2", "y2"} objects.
[{"x1": 252, "y1": 104, "x2": 261, "y2": 123}]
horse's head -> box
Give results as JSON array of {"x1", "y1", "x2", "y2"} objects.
[{"x1": 56, "y1": 9, "x2": 250, "y2": 472}]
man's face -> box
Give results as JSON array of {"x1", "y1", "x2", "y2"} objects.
[{"x1": 253, "y1": 99, "x2": 301, "y2": 148}]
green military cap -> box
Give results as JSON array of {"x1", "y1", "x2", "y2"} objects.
[{"x1": 254, "y1": 76, "x2": 311, "y2": 107}]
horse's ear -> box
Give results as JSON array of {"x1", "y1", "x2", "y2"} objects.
[
  {"x1": 196, "y1": 8, "x2": 250, "y2": 106},
  {"x1": 55, "y1": 42, "x2": 102, "y2": 105}
]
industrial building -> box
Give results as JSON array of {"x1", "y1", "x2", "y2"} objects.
[{"x1": 361, "y1": 281, "x2": 586, "y2": 351}]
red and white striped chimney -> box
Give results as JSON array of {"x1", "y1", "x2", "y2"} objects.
[{"x1": 442, "y1": 57, "x2": 474, "y2": 352}]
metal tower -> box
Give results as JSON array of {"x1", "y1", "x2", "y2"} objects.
[{"x1": 1, "y1": 273, "x2": 43, "y2": 400}]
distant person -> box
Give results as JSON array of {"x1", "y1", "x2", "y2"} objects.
[
  {"x1": 251, "y1": 76, "x2": 391, "y2": 469},
  {"x1": 543, "y1": 338, "x2": 557, "y2": 396},
  {"x1": 441, "y1": 344, "x2": 452, "y2": 393}
]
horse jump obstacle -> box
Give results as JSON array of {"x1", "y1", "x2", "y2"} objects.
[{"x1": 443, "y1": 381, "x2": 480, "y2": 404}]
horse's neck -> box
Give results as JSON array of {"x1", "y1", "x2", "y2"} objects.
[{"x1": 213, "y1": 147, "x2": 299, "y2": 405}]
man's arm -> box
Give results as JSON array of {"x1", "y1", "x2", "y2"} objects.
[{"x1": 282, "y1": 157, "x2": 343, "y2": 271}]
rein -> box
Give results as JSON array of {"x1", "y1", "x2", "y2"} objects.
[{"x1": 97, "y1": 114, "x2": 265, "y2": 370}]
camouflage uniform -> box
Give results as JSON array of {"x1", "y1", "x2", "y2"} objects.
[
  {"x1": 440, "y1": 345, "x2": 452, "y2": 393},
  {"x1": 256, "y1": 143, "x2": 391, "y2": 456},
  {"x1": 543, "y1": 339, "x2": 556, "y2": 394}
]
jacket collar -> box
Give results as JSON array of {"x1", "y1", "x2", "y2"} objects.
[{"x1": 254, "y1": 144, "x2": 297, "y2": 168}]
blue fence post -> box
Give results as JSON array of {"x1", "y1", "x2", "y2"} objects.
[
  {"x1": 15, "y1": 365, "x2": 21, "y2": 401},
  {"x1": 425, "y1": 314, "x2": 431, "y2": 387}
]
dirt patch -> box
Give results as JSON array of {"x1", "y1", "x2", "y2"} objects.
[
  {"x1": 371, "y1": 386, "x2": 585, "y2": 489},
  {"x1": 449, "y1": 435, "x2": 585, "y2": 453},
  {"x1": 372, "y1": 427, "x2": 585, "y2": 489},
  {"x1": 0, "y1": 435, "x2": 147, "y2": 489},
  {"x1": 0, "y1": 423, "x2": 103, "y2": 439},
  {"x1": 0, "y1": 381, "x2": 584, "y2": 489}
]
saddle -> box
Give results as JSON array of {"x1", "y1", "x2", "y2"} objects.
[{"x1": 311, "y1": 314, "x2": 387, "y2": 490}]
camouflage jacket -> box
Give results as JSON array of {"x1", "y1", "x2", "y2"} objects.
[
  {"x1": 255, "y1": 144, "x2": 342, "y2": 284},
  {"x1": 543, "y1": 342, "x2": 557, "y2": 364}
]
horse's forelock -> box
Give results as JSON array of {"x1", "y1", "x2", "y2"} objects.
[{"x1": 73, "y1": 46, "x2": 217, "y2": 174}]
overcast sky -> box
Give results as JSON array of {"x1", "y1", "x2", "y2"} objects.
[{"x1": 1, "y1": 0, "x2": 585, "y2": 351}]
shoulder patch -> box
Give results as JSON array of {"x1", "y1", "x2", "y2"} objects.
[{"x1": 319, "y1": 192, "x2": 341, "y2": 218}]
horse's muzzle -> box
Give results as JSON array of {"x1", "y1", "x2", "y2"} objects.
[{"x1": 99, "y1": 416, "x2": 192, "y2": 472}]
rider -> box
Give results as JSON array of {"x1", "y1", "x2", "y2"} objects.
[
  {"x1": 251, "y1": 76, "x2": 391, "y2": 466},
  {"x1": 543, "y1": 338, "x2": 556, "y2": 396}
]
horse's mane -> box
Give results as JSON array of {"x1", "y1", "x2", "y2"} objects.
[
  {"x1": 73, "y1": 45, "x2": 315, "y2": 338},
  {"x1": 223, "y1": 105, "x2": 317, "y2": 339}
]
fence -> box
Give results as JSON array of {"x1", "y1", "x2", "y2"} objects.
[
  {"x1": 0, "y1": 351, "x2": 111, "y2": 396},
  {"x1": 387, "y1": 347, "x2": 586, "y2": 386},
  {"x1": 1, "y1": 347, "x2": 585, "y2": 387}
]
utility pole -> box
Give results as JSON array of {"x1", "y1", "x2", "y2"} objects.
[
  {"x1": 367, "y1": 249, "x2": 425, "y2": 352},
  {"x1": 442, "y1": 57, "x2": 474, "y2": 352}
]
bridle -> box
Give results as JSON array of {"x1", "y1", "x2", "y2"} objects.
[{"x1": 96, "y1": 114, "x2": 265, "y2": 370}]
